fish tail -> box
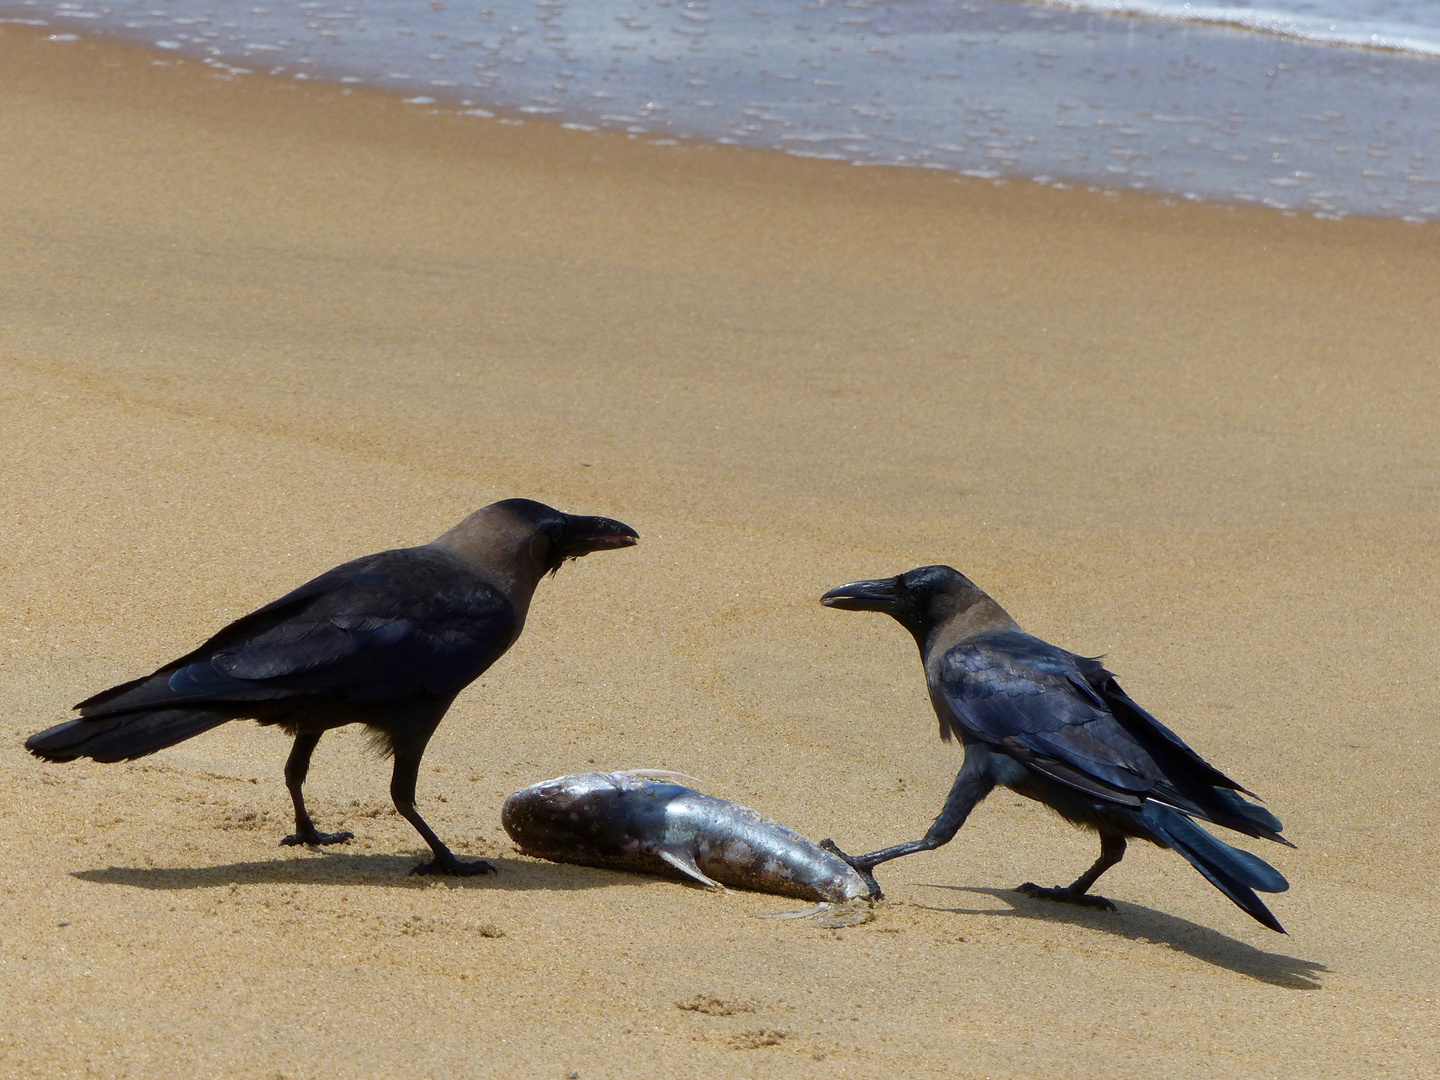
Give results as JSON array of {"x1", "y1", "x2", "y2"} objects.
[{"x1": 754, "y1": 899, "x2": 873, "y2": 928}]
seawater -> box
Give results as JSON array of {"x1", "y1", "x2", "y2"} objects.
[{"x1": 4, "y1": 0, "x2": 1439, "y2": 221}]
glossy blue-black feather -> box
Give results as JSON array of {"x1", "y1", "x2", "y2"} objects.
[
  {"x1": 936, "y1": 630, "x2": 1167, "y2": 803},
  {"x1": 80, "y1": 547, "x2": 515, "y2": 716}
]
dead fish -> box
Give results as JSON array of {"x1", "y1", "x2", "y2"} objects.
[{"x1": 501, "y1": 770, "x2": 871, "y2": 923}]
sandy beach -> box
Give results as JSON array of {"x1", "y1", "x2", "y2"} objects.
[{"x1": 2, "y1": 23, "x2": 1438, "y2": 1078}]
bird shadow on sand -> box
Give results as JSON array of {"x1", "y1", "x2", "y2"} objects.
[
  {"x1": 911, "y1": 884, "x2": 1327, "y2": 989},
  {"x1": 72, "y1": 851, "x2": 670, "y2": 894}
]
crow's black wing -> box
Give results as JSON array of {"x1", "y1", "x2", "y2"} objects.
[
  {"x1": 76, "y1": 552, "x2": 395, "y2": 712},
  {"x1": 1073, "y1": 655, "x2": 1248, "y2": 793},
  {"x1": 1071, "y1": 656, "x2": 1287, "y2": 841},
  {"x1": 77, "y1": 547, "x2": 515, "y2": 715},
  {"x1": 935, "y1": 630, "x2": 1168, "y2": 807}
]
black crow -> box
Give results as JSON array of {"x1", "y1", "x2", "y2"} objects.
[
  {"x1": 819, "y1": 566, "x2": 1292, "y2": 931},
  {"x1": 27, "y1": 498, "x2": 638, "y2": 875}
]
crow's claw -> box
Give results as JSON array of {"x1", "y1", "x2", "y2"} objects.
[
  {"x1": 820, "y1": 839, "x2": 885, "y2": 900},
  {"x1": 1016, "y1": 882, "x2": 1116, "y2": 911}
]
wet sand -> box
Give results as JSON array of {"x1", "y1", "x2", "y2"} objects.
[{"x1": 2, "y1": 24, "x2": 1438, "y2": 1080}]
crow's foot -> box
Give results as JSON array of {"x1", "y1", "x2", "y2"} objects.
[
  {"x1": 820, "y1": 839, "x2": 886, "y2": 900},
  {"x1": 280, "y1": 828, "x2": 354, "y2": 847},
  {"x1": 411, "y1": 856, "x2": 497, "y2": 877},
  {"x1": 1015, "y1": 882, "x2": 1116, "y2": 911},
  {"x1": 819, "y1": 838, "x2": 851, "y2": 860}
]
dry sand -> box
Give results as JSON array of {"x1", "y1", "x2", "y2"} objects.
[{"x1": 2, "y1": 23, "x2": 1438, "y2": 1079}]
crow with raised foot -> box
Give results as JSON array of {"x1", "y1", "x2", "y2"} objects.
[{"x1": 819, "y1": 565, "x2": 1291, "y2": 932}]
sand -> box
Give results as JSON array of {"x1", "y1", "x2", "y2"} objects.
[{"x1": 2, "y1": 23, "x2": 1438, "y2": 1079}]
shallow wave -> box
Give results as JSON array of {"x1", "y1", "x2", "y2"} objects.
[{"x1": 1039, "y1": 1, "x2": 1440, "y2": 56}]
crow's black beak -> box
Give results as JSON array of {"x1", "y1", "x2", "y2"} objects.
[
  {"x1": 559, "y1": 515, "x2": 639, "y2": 559},
  {"x1": 821, "y1": 577, "x2": 903, "y2": 612}
]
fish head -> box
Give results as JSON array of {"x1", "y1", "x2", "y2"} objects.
[
  {"x1": 501, "y1": 771, "x2": 687, "y2": 858},
  {"x1": 501, "y1": 772, "x2": 621, "y2": 853}
]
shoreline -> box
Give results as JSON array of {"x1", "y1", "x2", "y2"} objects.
[
  {"x1": 7, "y1": 5, "x2": 1440, "y2": 222},
  {"x1": 3, "y1": 20, "x2": 1439, "y2": 1079}
]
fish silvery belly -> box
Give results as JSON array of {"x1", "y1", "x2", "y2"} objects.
[{"x1": 501, "y1": 771, "x2": 871, "y2": 909}]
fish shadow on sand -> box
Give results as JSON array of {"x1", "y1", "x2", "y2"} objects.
[
  {"x1": 73, "y1": 852, "x2": 677, "y2": 894},
  {"x1": 912, "y1": 884, "x2": 1327, "y2": 989}
]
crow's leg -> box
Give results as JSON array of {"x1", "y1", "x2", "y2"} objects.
[
  {"x1": 280, "y1": 730, "x2": 354, "y2": 846},
  {"x1": 390, "y1": 736, "x2": 494, "y2": 877},
  {"x1": 1017, "y1": 829, "x2": 1126, "y2": 911},
  {"x1": 822, "y1": 754, "x2": 995, "y2": 900}
]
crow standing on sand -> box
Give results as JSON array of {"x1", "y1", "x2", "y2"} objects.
[
  {"x1": 27, "y1": 499, "x2": 638, "y2": 875},
  {"x1": 819, "y1": 566, "x2": 1292, "y2": 931}
]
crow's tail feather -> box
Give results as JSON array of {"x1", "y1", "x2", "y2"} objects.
[
  {"x1": 1207, "y1": 787, "x2": 1293, "y2": 847},
  {"x1": 26, "y1": 709, "x2": 232, "y2": 764},
  {"x1": 1141, "y1": 803, "x2": 1289, "y2": 933}
]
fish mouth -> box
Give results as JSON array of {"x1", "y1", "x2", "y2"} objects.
[
  {"x1": 820, "y1": 577, "x2": 902, "y2": 613},
  {"x1": 559, "y1": 515, "x2": 639, "y2": 558}
]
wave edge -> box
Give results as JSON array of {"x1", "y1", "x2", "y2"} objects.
[{"x1": 1040, "y1": 1, "x2": 1440, "y2": 58}]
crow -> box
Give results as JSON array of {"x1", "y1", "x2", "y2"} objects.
[
  {"x1": 27, "y1": 498, "x2": 638, "y2": 875},
  {"x1": 819, "y1": 565, "x2": 1292, "y2": 931}
]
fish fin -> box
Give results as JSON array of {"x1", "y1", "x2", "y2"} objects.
[
  {"x1": 611, "y1": 769, "x2": 705, "y2": 787},
  {"x1": 755, "y1": 901, "x2": 873, "y2": 928},
  {"x1": 656, "y1": 847, "x2": 727, "y2": 891},
  {"x1": 813, "y1": 901, "x2": 874, "y2": 928}
]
